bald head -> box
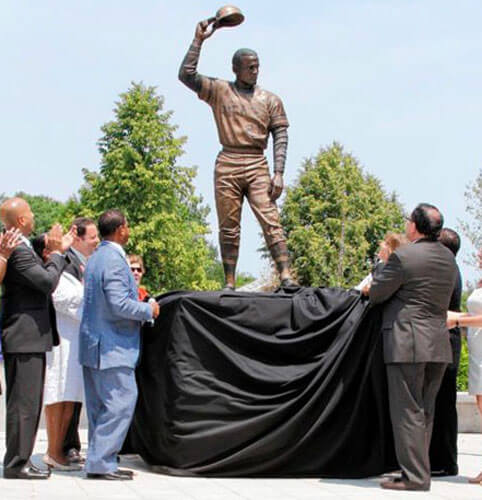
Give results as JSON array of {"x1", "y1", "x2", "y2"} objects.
[{"x1": 0, "y1": 197, "x2": 35, "y2": 236}]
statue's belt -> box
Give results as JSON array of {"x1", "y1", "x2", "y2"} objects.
[{"x1": 222, "y1": 146, "x2": 264, "y2": 155}]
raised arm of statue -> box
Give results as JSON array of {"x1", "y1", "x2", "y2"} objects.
[{"x1": 178, "y1": 19, "x2": 216, "y2": 93}]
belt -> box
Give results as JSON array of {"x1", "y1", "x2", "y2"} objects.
[{"x1": 222, "y1": 146, "x2": 264, "y2": 155}]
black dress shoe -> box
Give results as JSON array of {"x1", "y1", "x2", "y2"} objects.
[
  {"x1": 431, "y1": 466, "x2": 459, "y2": 477},
  {"x1": 86, "y1": 471, "x2": 133, "y2": 480},
  {"x1": 4, "y1": 463, "x2": 51, "y2": 479}
]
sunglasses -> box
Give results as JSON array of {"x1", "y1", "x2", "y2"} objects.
[{"x1": 130, "y1": 267, "x2": 143, "y2": 273}]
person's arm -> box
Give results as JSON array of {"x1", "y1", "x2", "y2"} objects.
[
  {"x1": 178, "y1": 19, "x2": 216, "y2": 93},
  {"x1": 103, "y1": 257, "x2": 154, "y2": 324},
  {"x1": 447, "y1": 310, "x2": 482, "y2": 329},
  {"x1": 9, "y1": 245, "x2": 66, "y2": 294},
  {"x1": 0, "y1": 228, "x2": 21, "y2": 283},
  {"x1": 369, "y1": 252, "x2": 404, "y2": 304}
]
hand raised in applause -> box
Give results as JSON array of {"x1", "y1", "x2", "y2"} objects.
[
  {"x1": 46, "y1": 224, "x2": 76, "y2": 254},
  {"x1": 0, "y1": 228, "x2": 22, "y2": 259}
]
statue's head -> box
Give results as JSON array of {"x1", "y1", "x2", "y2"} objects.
[{"x1": 232, "y1": 48, "x2": 259, "y2": 87}]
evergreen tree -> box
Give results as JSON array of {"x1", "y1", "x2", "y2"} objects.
[
  {"x1": 281, "y1": 142, "x2": 405, "y2": 288},
  {"x1": 79, "y1": 82, "x2": 219, "y2": 292}
]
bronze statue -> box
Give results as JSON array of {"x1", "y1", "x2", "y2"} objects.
[{"x1": 179, "y1": 10, "x2": 296, "y2": 290}]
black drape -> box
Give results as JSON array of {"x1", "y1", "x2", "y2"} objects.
[{"x1": 123, "y1": 287, "x2": 397, "y2": 477}]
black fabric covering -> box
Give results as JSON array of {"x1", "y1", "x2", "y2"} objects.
[{"x1": 123, "y1": 287, "x2": 397, "y2": 477}]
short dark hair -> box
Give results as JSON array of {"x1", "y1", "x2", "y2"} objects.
[
  {"x1": 439, "y1": 228, "x2": 461, "y2": 256},
  {"x1": 31, "y1": 233, "x2": 47, "y2": 260},
  {"x1": 410, "y1": 203, "x2": 444, "y2": 240},
  {"x1": 71, "y1": 217, "x2": 96, "y2": 238},
  {"x1": 98, "y1": 209, "x2": 126, "y2": 238},
  {"x1": 232, "y1": 48, "x2": 258, "y2": 69}
]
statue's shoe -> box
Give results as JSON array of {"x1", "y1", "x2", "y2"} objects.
[{"x1": 280, "y1": 278, "x2": 299, "y2": 288}]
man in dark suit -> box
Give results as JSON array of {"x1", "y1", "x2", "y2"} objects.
[
  {"x1": 0, "y1": 197, "x2": 74, "y2": 479},
  {"x1": 368, "y1": 203, "x2": 457, "y2": 491},
  {"x1": 429, "y1": 228, "x2": 462, "y2": 476},
  {"x1": 61, "y1": 217, "x2": 99, "y2": 464}
]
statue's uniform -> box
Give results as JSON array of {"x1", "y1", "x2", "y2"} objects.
[{"x1": 197, "y1": 77, "x2": 288, "y2": 256}]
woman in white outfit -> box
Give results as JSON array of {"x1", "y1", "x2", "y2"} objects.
[
  {"x1": 447, "y1": 247, "x2": 482, "y2": 486},
  {"x1": 32, "y1": 234, "x2": 84, "y2": 471}
]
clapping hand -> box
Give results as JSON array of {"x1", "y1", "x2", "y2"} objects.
[
  {"x1": 0, "y1": 228, "x2": 22, "y2": 259},
  {"x1": 46, "y1": 224, "x2": 76, "y2": 254}
]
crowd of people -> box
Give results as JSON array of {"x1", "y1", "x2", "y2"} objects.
[{"x1": 0, "y1": 196, "x2": 481, "y2": 490}]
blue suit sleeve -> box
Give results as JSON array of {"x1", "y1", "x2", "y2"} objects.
[{"x1": 103, "y1": 257, "x2": 152, "y2": 323}]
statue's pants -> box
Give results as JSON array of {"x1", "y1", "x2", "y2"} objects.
[{"x1": 214, "y1": 151, "x2": 285, "y2": 258}]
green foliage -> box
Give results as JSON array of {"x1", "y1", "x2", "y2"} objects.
[
  {"x1": 78, "y1": 82, "x2": 220, "y2": 293},
  {"x1": 456, "y1": 290, "x2": 471, "y2": 391},
  {"x1": 460, "y1": 168, "x2": 482, "y2": 283},
  {"x1": 281, "y1": 142, "x2": 405, "y2": 287},
  {"x1": 457, "y1": 336, "x2": 469, "y2": 391},
  {"x1": 13, "y1": 192, "x2": 65, "y2": 236}
]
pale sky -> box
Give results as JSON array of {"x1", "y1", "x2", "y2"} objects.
[{"x1": 2, "y1": 1, "x2": 481, "y2": 285}]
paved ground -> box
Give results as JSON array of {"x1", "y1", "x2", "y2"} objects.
[{"x1": 0, "y1": 430, "x2": 480, "y2": 499}]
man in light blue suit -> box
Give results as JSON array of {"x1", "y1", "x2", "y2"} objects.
[{"x1": 79, "y1": 209, "x2": 159, "y2": 480}]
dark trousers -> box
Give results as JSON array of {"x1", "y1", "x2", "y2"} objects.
[
  {"x1": 429, "y1": 332, "x2": 461, "y2": 471},
  {"x1": 386, "y1": 362, "x2": 447, "y2": 489},
  {"x1": 63, "y1": 402, "x2": 82, "y2": 453},
  {"x1": 3, "y1": 353, "x2": 46, "y2": 473}
]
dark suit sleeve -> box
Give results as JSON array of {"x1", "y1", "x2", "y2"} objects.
[
  {"x1": 369, "y1": 252, "x2": 404, "y2": 305},
  {"x1": 9, "y1": 246, "x2": 66, "y2": 295}
]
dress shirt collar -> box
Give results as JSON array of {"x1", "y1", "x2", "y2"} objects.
[
  {"x1": 70, "y1": 246, "x2": 88, "y2": 266},
  {"x1": 20, "y1": 234, "x2": 32, "y2": 248},
  {"x1": 102, "y1": 240, "x2": 128, "y2": 262}
]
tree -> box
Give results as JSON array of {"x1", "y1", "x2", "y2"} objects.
[
  {"x1": 79, "y1": 82, "x2": 220, "y2": 292},
  {"x1": 459, "y1": 168, "x2": 482, "y2": 272},
  {"x1": 0, "y1": 192, "x2": 66, "y2": 236},
  {"x1": 281, "y1": 142, "x2": 405, "y2": 288}
]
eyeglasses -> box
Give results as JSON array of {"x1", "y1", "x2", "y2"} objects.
[{"x1": 130, "y1": 267, "x2": 143, "y2": 273}]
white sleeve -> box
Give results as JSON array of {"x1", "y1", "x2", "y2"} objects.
[{"x1": 52, "y1": 273, "x2": 84, "y2": 321}]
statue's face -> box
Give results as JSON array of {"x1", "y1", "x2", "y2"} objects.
[{"x1": 234, "y1": 55, "x2": 259, "y2": 86}]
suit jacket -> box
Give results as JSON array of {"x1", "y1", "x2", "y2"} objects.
[
  {"x1": 1, "y1": 243, "x2": 66, "y2": 353},
  {"x1": 64, "y1": 248, "x2": 84, "y2": 281},
  {"x1": 79, "y1": 241, "x2": 152, "y2": 370},
  {"x1": 369, "y1": 238, "x2": 457, "y2": 364}
]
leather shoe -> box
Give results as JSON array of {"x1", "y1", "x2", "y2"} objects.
[
  {"x1": 67, "y1": 448, "x2": 85, "y2": 464},
  {"x1": 86, "y1": 471, "x2": 133, "y2": 480},
  {"x1": 431, "y1": 466, "x2": 458, "y2": 477},
  {"x1": 4, "y1": 463, "x2": 51, "y2": 479},
  {"x1": 380, "y1": 480, "x2": 428, "y2": 491}
]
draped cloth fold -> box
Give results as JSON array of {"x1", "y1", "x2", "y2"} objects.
[{"x1": 123, "y1": 287, "x2": 397, "y2": 477}]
